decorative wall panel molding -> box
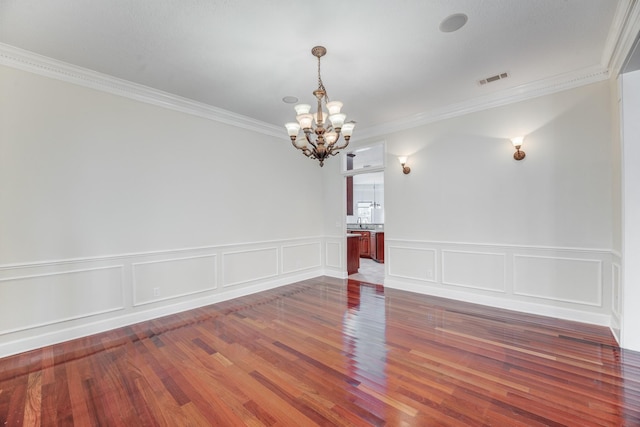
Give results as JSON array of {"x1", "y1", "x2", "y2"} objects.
[
  {"x1": 442, "y1": 250, "x2": 506, "y2": 293},
  {"x1": 0, "y1": 237, "x2": 326, "y2": 358},
  {"x1": 612, "y1": 263, "x2": 621, "y2": 316},
  {"x1": 325, "y1": 241, "x2": 342, "y2": 269},
  {"x1": 132, "y1": 254, "x2": 217, "y2": 306},
  {"x1": 388, "y1": 246, "x2": 437, "y2": 282},
  {"x1": 513, "y1": 255, "x2": 602, "y2": 306},
  {"x1": 222, "y1": 247, "x2": 279, "y2": 288},
  {"x1": 282, "y1": 242, "x2": 322, "y2": 274},
  {"x1": 0, "y1": 266, "x2": 124, "y2": 335},
  {"x1": 384, "y1": 238, "x2": 614, "y2": 328}
]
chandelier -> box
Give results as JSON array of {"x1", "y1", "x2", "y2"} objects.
[{"x1": 285, "y1": 46, "x2": 355, "y2": 167}]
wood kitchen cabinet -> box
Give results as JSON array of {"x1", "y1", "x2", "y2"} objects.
[
  {"x1": 347, "y1": 234, "x2": 360, "y2": 274},
  {"x1": 371, "y1": 232, "x2": 384, "y2": 263},
  {"x1": 350, "y1": 231, "x2": 371, "y2": 258}
]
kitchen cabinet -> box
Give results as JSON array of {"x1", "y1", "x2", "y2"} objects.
[
  {"x1": 347, "y1": 234, "x2": 360, "y2": 274},
  {"x1": 350, "y1": 231, "x2": 371, "y2": 258},
  {"x1": 371, "y1": 232, "x2": 384, "y2": 263}
]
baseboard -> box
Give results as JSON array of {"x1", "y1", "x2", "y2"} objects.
[
  {"x1": 384, "y1": 277, "x2": 611, "y2": 327},
  {"x1": 0, "y1": 269, "x2": 321, "y2": 358}
]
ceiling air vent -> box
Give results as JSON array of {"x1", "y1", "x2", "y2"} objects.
[{"x1": 478, "y1": 72, "x2": 509, "y2": 86}]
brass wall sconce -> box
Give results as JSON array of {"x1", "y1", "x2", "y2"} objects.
[
  {"x1": 398, "y1": 156, "x2": 411, "y2": 174},
  {"x1": 511, "y1": 136, "x2": 526, "y2": 161}
]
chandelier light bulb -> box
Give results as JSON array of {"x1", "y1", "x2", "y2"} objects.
[
  {"x1": 329, "y1": 113, "x2": 346, "y2": 129},
  {"x1": 285, "y1": 122, "x2": 300, "y2": 137},
  {"x1": 294, "y1": 104, "x2": 311, "y2": 115},
  {"x1": 296, "y1": 114, "x2": 313, "y2": 130},
  {"x1": 326, "y1": 101, "x2": 343, "y2": 115},
  {"x1": 341, "y1": 122, "x2": 355, "y2": 138}
]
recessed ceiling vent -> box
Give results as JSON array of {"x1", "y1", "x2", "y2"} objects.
[{"x1": 478, "y1": 72, "x2": 509, "y2": 86}]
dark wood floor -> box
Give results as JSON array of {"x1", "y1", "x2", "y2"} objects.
[{"x1": 1, "y1": 276, "x2": 639, "y2": 426}]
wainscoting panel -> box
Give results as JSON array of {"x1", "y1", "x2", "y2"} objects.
[
  {"x1": 384, "y1": 238, "x2": 614, "y2": 328},
  {"x1": 0, "y1": 237, "x2": 329, "y2": 358},
  {"x1": 388, "y1": 246, "x2": 437, "y2": 282},
  {"x1": 442, "y1": 250, "x2": 506, "y2": 293},
  {"x1": 612, "y1": 263, "x2": 621, "y2": 316},
  {"x1": 132, "y1": 255, "x2": 217, "y2": 306},
  {"x1": 0, "y1": 266, "x2": 124, "y2": 335},
  {"x1": 513, "y1": 255, "x2": 602, "y2": 306},
  {"x1": 282, "y1": 242, "x2": 322, "y2": 274},
  {"x1": 222, "y1": 247, "x2": 279, "y2": 288},
  {"x1": 325, "y1": 241, "x2": 342, "y2": 269}
]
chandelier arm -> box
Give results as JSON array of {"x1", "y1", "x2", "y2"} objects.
[
  {"x1": 304, "y1": 133, "x2": 318, "y2": 150},
  {"x1": 332, "y1": 140, "x2": 349, "y2": 150},
  {"x1": 291, "y1": 139, "x2": 306, "y2": 152},
  {"x1": 330, "y1": 134, "x2": 349, "y2": 150}
]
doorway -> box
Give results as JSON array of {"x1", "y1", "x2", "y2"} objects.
[{"x1": 344, "y1": 144, "x2": 385, "y2": 285}]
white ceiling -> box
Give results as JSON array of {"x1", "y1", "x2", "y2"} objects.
[{"x1": 0, "y1": 1, "x2": 631, "y2": 138}]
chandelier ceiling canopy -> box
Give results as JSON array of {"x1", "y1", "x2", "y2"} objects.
[{"x1": 285, "y1": 46, "x2": 354, "y2": 167}]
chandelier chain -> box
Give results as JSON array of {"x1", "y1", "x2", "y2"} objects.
[{"x1": 317, "y1": 55, "x2": 329, "y2": 102}]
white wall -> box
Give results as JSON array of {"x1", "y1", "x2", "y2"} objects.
[
  {"x1": 0, "y1": 65, "x2": 328, "y2": 356},
  {"x1": 345, "y1": 81, "x2": 617, "y2": 326},
  {"x1": 620, "y1": 69, "x2": 640, "y2": 352},
  {"x1": 0, "y1": 63, "x2": 626, "y2": 355}
]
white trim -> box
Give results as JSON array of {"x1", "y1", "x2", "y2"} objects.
[
  {"x1": 612, "y1": 263, "x2": 622, "y2": 316},
  {"x1": 325, "y1": 241, "x2": 343, "y2": 269},
  {"x1": 131, "y1": 254, "x2": 218, "y2": 307},
  {"x1": 0, "y1": 265, "x2": 125, "y2": 335},
  {"x1": 0, "y1": 264, "x2": 123, "y2": 282},
  {"x1": 384, "y1": 277, "x2": 611, "y2": 327},
  {"x1": 605, "y1": 0, "x2": 640, "y2": 74},
  {"x1": 0, "y1": 43, "x2": 283, "y2": 138},
  {"x1": 512, "y1": 255, "x2": 603, "y2": 307},
  {"x1": 0, "y1": 269, "x2": 319, "y2": 358},
  {"x1": 387, "y1": 246, "x2": 437, "y2": 283},
  {"x1": 385, "y1": 238, "x2": 614, "y2": 255},
  {"x1": 1, "y1": 42, "x2": 616, "y2": 142},
  {"x1": 355, "y1": 66, "x2": 610, "y2": 140},
  {"x1": 221, "y1": 247, "x2": 279, "y2": 288},
  {"x1": 281, "y1": 242, "x2": 322, "y2": 274},
  {"x1": 0, "y1": 236, "x2": 323, "y2": 270},
  {"x1": 441, "y1": 250, "x2": 507, "y2": 293},
  {"x1": 341, "y1": 141, "x2": 387, "y2": 175}
]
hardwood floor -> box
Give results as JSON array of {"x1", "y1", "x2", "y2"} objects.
[
  {"x1": 348, "y1": 257, "x2": 385, "y2": 284},
  {"x1": 1, "y1": 276, "x2": 639, "y2": 426}
]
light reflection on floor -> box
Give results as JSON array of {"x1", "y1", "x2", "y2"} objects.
[
  {"x1": 343, "y1": 281, "x2": 388, "y2": 389},
  {"x1": 348, "y1": 257, "x2": 384, "y2": 285}
]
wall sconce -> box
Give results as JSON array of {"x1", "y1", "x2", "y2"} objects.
[
  {"x1": 511, "y1": 136, "x2": 526, "y2": 161},
  {"x1": 398, "y1": 156, "x2": 411, "y2": 174}
]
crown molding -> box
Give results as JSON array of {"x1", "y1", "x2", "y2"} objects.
[
  {"x1": 355, "y1": 65, "x2": 610, "y2": 140},
  {"x1": 0, "y1": 43, "x2": 284, "y2": 138},
  {"x1": 0, "y1": 42, "x2": 615, "y2": 142},
  {"x1": 602, "y1": 0, "x2": 640, "y2": 74}
]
